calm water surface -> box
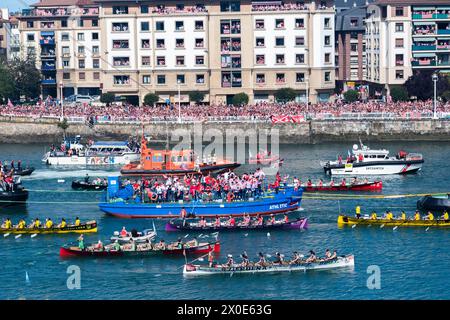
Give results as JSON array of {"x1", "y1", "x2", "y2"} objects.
[{"x1": 0, "y1": 141, "x2": 449, "y2": 300}]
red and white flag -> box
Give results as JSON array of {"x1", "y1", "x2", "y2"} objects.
[
  {"x1": 290, "y1": 115, "x2": 305, "y2": 123},
  {"x1": 7, "y1": 99, "x2": 14, "y2": 108},
  {"x1": 271, "y1": 115, "x2": 291, "y2": 124}
]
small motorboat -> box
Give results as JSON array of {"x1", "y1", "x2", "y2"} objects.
[
  {"x1": 165, "y1": 217, "x2": 308, "y2": 232},
  {"x1": 110, "y1": 228, "x2": 157, "y2": 244},
  {"x1": 0, "y1": 178, "x2": 28, "y2": 208},
  {"x1": 13, "y1": 167, "x2": 35, "y2": 176},
  {"x1": 417, "y1": 194, "x2": 450, "y2": 212},
  {"x1": 71, "y1": 179, "x2": 107, "y2": 191}
]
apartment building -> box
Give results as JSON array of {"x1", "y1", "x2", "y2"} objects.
[
  {"x1": 335, "y1": 6, "x2": 366, "y2": 89},
  {"x1": 8, "y1": 16, "x2": 21, "y2": 60},
  {"x1": 365, "y1": 0, "x2": 450, "y2": 93},
  {"x1": 0, "y1": 8, "x2": 8, "y2": 59},
  {"x1": 18, "y1": 0, "x2": 336, "y2": 104}
]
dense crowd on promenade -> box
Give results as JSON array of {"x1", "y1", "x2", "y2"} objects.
[{"x1": 1, "y1": 100, "x2": 450, "y2": 122}]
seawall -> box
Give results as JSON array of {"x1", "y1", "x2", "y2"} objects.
[{"x1": 0, "y1": 118, "x2": 450, "y2": 144}]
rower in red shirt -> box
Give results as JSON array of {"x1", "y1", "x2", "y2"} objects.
[
  {"x1": 228, "y1": 216, "x2": 236, "y2": 226},
  {"x1": 307, "y1": 179, "x2": 313, "y2": 187},
  {"x1": 317, "y1": 179, "x2": 323, "y2": 187},
  {"x1": 199, "y1": 217, "x2": 207, "y2": 228},
  {"x1": 214, "y1": 216, "x2": 221, "y2": 227},
  {"x1": 120, "y1": 226, "x2": 128, "y2": 237},
  {"x1": 341, "y1": 178, "x2": 347, "y2": 187},
  {"x1": 256, "y1": 215, "x2": 263, "y2": 226},
  {"x1": 268, "y1": 214, "x2": 275, "y2": 224},
  {"x1": 283, "y1": 214, "x2": 289, "y2": 223},
  {"x1": 180, "y1": 207, "x2": 187, "y2": 219}
]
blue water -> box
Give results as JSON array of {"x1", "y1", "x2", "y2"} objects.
[{"x1": 0, "y1": 141, "x2": 449, "y2": 300}]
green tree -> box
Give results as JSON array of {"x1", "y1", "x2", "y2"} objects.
[
  {"x1": 442, "y1": 90, "x2": 450, "y2": 102},
  {"x1": 57, "y1": 118, "x2": 70, "y2": 139},
  {"x1": 144, "y1": 93, "x2": 160, "y2": 106},
  {"x1": 274, "y1": 88, "x2": 296, "y2": 103},
  {"x1": 343, "y1": 89, "x2": 359, "y2": 102},
  {"x1": 189, "y1": 91, "x2": 205, "y2": 104},
  {"x1": 405, "y1": 70, "x2": 449, "y2": 100},
  {"x1": 232, "y1": 92, "x2": 249, "y2": 106},
  {"x1": 7, "y1": 55, "x2": 41, "y2": 99},
  {"x1": 0, "y1": 61, "x2": 15, "y2": 101},
  {"x1": 100, "y1": 92, "x2": 115, "y2": 106},
  {"x1": 390, "y1": 86, "x2": 409, "y2": 102}
]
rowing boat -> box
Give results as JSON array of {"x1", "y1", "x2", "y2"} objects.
[
  {"x1": 0, "y1": 220, "x2": 97, "y2": 234},
  {"x1": 165, "y1": 217, "x2": 308, "y2": 232},
  {"x1": 304, "y1": 181, "x2": 382, "y2": 192},
  {"x1": 183, "y1": 255, "x2": 354, "y2": 276},
  {"x1": 71, "y1": 180, "x2": 107, "y2": 191},
  {"x1": 337, "y1": 215, "x2": 450, "y2": 227},
  {"x1": 60, "y1": 240, "x2": 220, "y2": 258}
]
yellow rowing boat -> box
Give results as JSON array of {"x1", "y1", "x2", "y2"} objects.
[
  {"x1": 337, "y1": 215, "x2": 450, "y2": 227},
  {"x1": 0, "y1": 221, "x2": 97, "y2": 234}
]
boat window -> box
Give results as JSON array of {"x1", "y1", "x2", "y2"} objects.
[
  {"x1": 377, "y1": 155, "x2": 385, "y2": 159},
  {"x1": 145, "y1": 156, "x2": 151, "y2": 161},
  {"x1": 153, "y1": 155, "x2": 163, "y2": 162}
]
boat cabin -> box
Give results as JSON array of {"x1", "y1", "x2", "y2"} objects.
[
  {"x1": 141, "y1": 147, "x2": 196, "y2": 171},
  {"x1": 86, "y1": 141, "x2": 134, "y2": 156}
]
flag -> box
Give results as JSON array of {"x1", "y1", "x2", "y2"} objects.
[
  {"x1": 290, "y1": 115, "x2": 305, "y2": 123},
  {"x1": 7, "y1": 99, "x2": 14, "y2": 108},
  {"x1": 271, "y1": 115, "x2": 290, "y2": 124}
]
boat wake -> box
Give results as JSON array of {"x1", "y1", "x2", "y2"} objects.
[{"x1": 22, "y1": 169, "x2": 120, "y2": 181}]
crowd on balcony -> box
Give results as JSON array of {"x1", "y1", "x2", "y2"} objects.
[
  {"x1": 22, "y1": 7, "x2": 98, "y2": 17},
  {"x1": 251, "y1": 2, "x2": 306, "y2": 12},
  {"x1": 152, "y1": 5, "x2": 207, "y2": 15},
  {"x1": 413, "y1": 25, "x2": 436, "y2": 35}
]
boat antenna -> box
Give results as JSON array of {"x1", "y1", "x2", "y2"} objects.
[
  {"x1": 359, "y1": 138, "x2": 364, "y2": 148},
  {"x1": 338, "y1": 200, "x2": 341, "y2": 215}
]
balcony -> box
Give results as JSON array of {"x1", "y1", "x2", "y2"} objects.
[
  {"x1": 413, "y1": 13, "x2": 434, "y2": 19},
  {"x1": 437, "y1": 29, "x2": 450, "y2": 35},
  {"x1": 437, "y1": 44, "x2": 450, "y2": 50},
  {"x1": 412, "y1": 45, "x2": 436, "y2": 51},
  {"x1": 40, "y1": 38, "x2": 55, "y2": 45},
  {"x1": 434, "y1": 14, "x2": 450, "y2": 19},
  {"x1": 41, "y1": 64, "x2": 56, "y2": 71},
  {"x1": 412, "y1": 60, "x2": 436, "y2": 67},
  {"x1": 42, "y1": 78, "x2": 56, "y2": 85}
]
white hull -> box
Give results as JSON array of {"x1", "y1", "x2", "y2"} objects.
[
  {"x1": 43, "y1": 153, "x2": 140, "y2": 166},
  {"x1": 330, "y1": 163, "x2": 423, "y2": 175}
]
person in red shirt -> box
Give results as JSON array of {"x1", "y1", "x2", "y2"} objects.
[
  {"x1": 180, "y1": 207, "x2": 187, "y2": 219},
  {"x1": 228, "y1": 216, "x2": 236, "y2": 226}
]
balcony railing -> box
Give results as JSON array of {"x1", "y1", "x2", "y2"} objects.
[
  {"x1": 437, "y1": 44, "x2": 450, "y2": 50},
  {"x1": 412, "y1": 45, "x2": 436, "y2": 51},
  {"x1": 41, "y1": 64, "x2": 56, "y2": 71},
  {"x1": 20, "y1": 7, "x2": 99, "y2": 18},
  {"x1": 413, "y1": 13, "x2": 434, "y2": 19},
  {"x1": 437, "y1": 29, "x2": 450, "y2": 35},
  {"x1": 40, "y1": 39, "x2": 55, "y2": 45},
  {"x1": 412, "y1": 60, "x2": 436, "y2": 66},
  {"x1": 42, "y1": 79, "x2": 56, "y2": 85}
]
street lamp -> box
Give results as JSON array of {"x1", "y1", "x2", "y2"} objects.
[
  {"x1": 177, "y1": 79, "x2": 181, "y2": 123},
  {"x1": 432, "y1": 73, "x2": 438, "y2": 119},
  {"x1": 304, "y1": 48, "x2": 310, "y2": 109},
  {"x1": 59, "y1": 81, "x2": 64, "y2": 121}
]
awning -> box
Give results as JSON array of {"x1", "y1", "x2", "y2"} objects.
[
  {"x1": 414, "y1": 21, "x2": 436, "y2": 25},
  {"x1": 252, "y1": 1, "x2": 282, "y2": 4},
  {"x1": 41, "y1": 31, "x2": 54, "y2": 36},
  {"x1": 414, "y1": 37, "x2": 435, "y2": 41},
  {"x1": 412, "y1": 7, "x2": 436, "y2": 11},
  {"x1": 414, "y1": 53, "x2": 436, "y2": 57},
  {"x1": 437, "y1": 6, "x2": 450, "y2": 10}
]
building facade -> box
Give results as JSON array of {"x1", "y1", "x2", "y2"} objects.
[
  {"x1": 365, "y1": 0, "x2": 450, "y2": 93},
  {"x1": 0, "y1": 8, "x2": 9, "y2": 59},
  {"x1": 18, "y1": 0, "x2": 336, "y2": 104}
]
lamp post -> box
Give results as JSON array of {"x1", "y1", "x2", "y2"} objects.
[
  {"x1": 59, "y1": 81, "x2": 64, "y2": 121},
  {"x1": 305, "y1": 48, "x2": 310, "y2": 113},
  {"x1": 177, "y1": 79, "x2": 181, "y2": 123},
  {"x1": 432, "y1": 72, "x2": 438, "y2": 119}
]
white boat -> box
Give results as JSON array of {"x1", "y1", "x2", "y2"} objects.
[
  {"x1": 42, "y1": 137, "x2": 140, "y2": 166},
  {"x1": 321, "y1": 142, "x2": 424, "y2": 176},
  {"x1": 183, "y1": 255, "x2": 354, "y2": 276},
  {"x1": 110, "y1": 228, "x2": 157, "y2": 244}
]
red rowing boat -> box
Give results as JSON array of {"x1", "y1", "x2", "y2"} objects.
[{"x1": 304, "y1": 181, "x2": 382, "y2": 192}]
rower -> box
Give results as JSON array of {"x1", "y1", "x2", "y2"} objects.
[
  {"x1": 329, "y1": 179, "x2": 335, "y2": 187},
  {"x1": 400, "y1": 211, "x2": 407, "y2": 220},
  {"x1": 240, "y1": 252, "x2": 250, "y2": 267},
  {"x1": 120, "y1": 226, "x2": 128, "y2": 237},
  {"x1": 59, "y1": 218, "x2": 67, "y2": 228},
  {"x1": 214, "y1": 215, "x2": 221, "y2": 227},
  {"x1": 441, "y1": 210, "x2": 449, "y2": 221},
  {"x1": 157, "y1": 239, "x2": 166, "y2": 250},
  {"x1": 208, "y1": 250, "x2": 214, "y2": 267},
  {"x1": 84, "y1": 174, "x2": 89, "y2": 183},
  {"x1": 94, "y1": 240, "x2": 104, "y2": 251},
  {"x1": 330, "y1": 250, "x2": 337, "y2": 260},
  {"x1": 317, "y1": 179, "x2": 323, "y2": 187},
  {"x1": 225, "y1": 254, "x2": 234, "y2": 267},
  {"x1": 371, "y1": 211, "x2": 377, "y2": 220},
  {"x1": 75, "y1": 217, "x2": 81, "y2": 226},
  {"x1": 341, "y1": 178, "x2": 347, "y2": 187},
  {"x1": 256, "y1": 215, "x2": 263, "y2": 226},
  {"x1": 268, "y1": 214, "x2": 275, "y2": 225},
  {"x1": 2, "y1": 218, "x2": 12, "y2": 229},
  {"x1": 427, "y1": 211, "x2": 434, "y2": 221},
  {"x1": 176, "y1": 237, "x2": 183, "y2": 249},
  {"x1": 188, "y1": 237, "x2": 198, "y2": 247},
  {"x1": 17, "y1": 219, "x2": 26, "y2": 229},
  {"x1": 305, "y1": 250, "x2": 316, "y2": 263},
  {"x1": 385, "y1": 210, "x2": 393, "y2": 220},
  {"x1": 283, "y1": 214, "x2": 289, "y2": 223},
  {"x1": 355, "y1": 205, "x2": 361, "y2": 219},
  {"x1": 289, "y1": 251, "x2": 301, "y2": 265},
  {"x1": 273, "y1": 252, "x2": 284, "y2": 265},
  {"x1": 199, "y1": 217, "x2": 207, "y2": 228},
  {"x1": 307, "y1": 179, "x2": 312, "y2": 187},
  {"x1": 414, "y1": 211, "x2": 421, "y2": 221},
  {"x1": 256, "y1": 252, "x2": 266, "y2": 266},
  {"x1": 78, "y1": 234, "x2": 85, "y2": 250},
  {"x1": 130, "y1": 238, "x2": 136, "y2": 251},
  {"x1": 32, "y1": 218, "x2": 41, "y2": 228},
  {"x1": 45, "y1": 218, "x2": 53, "y2": 229},
  {"x1": 228, "y1": 215, "x2": 236, "y2": 227},
  {"x1": 112, "y1": 240, "x2": 121, "y2": 252},
  {"x1": 323, "y1": 249, "x2": 332, "y2": 261},
  {"x1": 180, "y1": 207, "x2": 187, "y2": 219}
]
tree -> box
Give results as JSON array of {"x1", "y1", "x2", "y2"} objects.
[
  {"x1": 0, "y1": 61, "x2": 15, "y2": 101},
  {"x1": 100, "y1": 92, "x2": 115, "y2": 106},
  {"x1": 405, "y1": 70, "x2": 449, "y2": 101},
  {"x1": 390, "y1": 86, "x2": 409, "y2": 102},
  {"x1": 7, "y1": 55, "x2": 41, "y2": 100},
  {"x1": 57, "y1": 118, "x2": 70, "y2": 139},
  {"x1": 442, "y1": 90, "x2": 450, "y2": 102},
  {"x1": 189, "y1": 91, "x2": 205, "y2": 104},
  {"x1": 143, "y1": 93, "x2": 159, "y2": 106},
  {"x1": 232, "y1": 92, "x2": 249, "y2": 106},
  {"x1": 343, "y1": 89, "x2": 359, "y2": 102},
  {"x1": 274, "y1": 88, "x2": 296, "y2": 103}
]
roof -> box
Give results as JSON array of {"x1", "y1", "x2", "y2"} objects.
[
  {"x1": 336, "y1": 0, "x2": 373, "y2": 9},
  {"x1": 373, "y1": 0, "x2": 450, "y2": 5},
  {"x1": 91, "y1": 141, "x2": 129, "y2": 147},
  {"x1": 336, "y1": 6, "x2": 367, "y2": 32},
  {"x1": 31, "y1": 0, "x2": 95, "y2": 7}
]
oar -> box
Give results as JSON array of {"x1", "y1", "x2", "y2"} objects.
[
  {"x1": 244, "y1": 233, "x2": 248, "y2": 237},
  {"x1": 31, "y1": 234, "x2": 38, "y2": 238},
  {"x1": 177, "y1": 250, "x2": 212, "y2": 270},
  {"x1": 393, "y1": 226, "x2": 398, "y2": 231},
  {"x1": 351, "y1": 224, "x2": 356, "y2": 229},
  {"x1": 3, "y1": 233, "x2": 10, "y2": 238},
  {"x1": 184, "y1": 234, "x2": 189, "y2": 238},
  {"x1": 380, "y1": 224, "x2": 385, "y2": 229},
  {"x1": 198, "y1": 233, "x2": 204, "y2": 238},
  {"x1": 15, "y1": 234, "x2": 22, "y2": 239},
  {"x1": 425, "y1": 227, "x2": 430, "y2": 231}
]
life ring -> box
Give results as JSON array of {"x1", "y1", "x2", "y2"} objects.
[
  {"x1": 151, "y1": 193, "x2": 158, "y2": 201},
  {"x1": 227, "y1": 192, "x2": 235, "y2": 202}
]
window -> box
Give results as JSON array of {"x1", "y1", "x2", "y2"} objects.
[
  {"x1": 324, "y1": 71, "x2": 331, "y2": 82},
  {"x1": 156, "y1": 39, "x2": 165, "y2": 48},
  {"x1": 195, "y1": 38, "x2": 204, "y2": 48},
  {"x1": 93, "y1": 72, "x2": 100, "y2": 80},
  {"x1": 61, "y1": 20, "x2": 67, "y2": 28},
  {"x1": 141, "y1": 22, "x2": 150, "y2": 31},
  {"x1": 396, "y1": 70, "x2": 404, "y2": 79},
  {"x1": 256, "y1": 38, "x2": 265, "y2": 47},
  {"x1": 92, "y1": 32, "x2": 99, "y2": 40},
  {"x1": 142, "y1": 75, "x2": 151, "y2": 84},
  {"x1": 325, "y1": 53, "x2": 331, "y2": 63},
  {"x1": 176, "y1": 39, "x2": 185, "y2": 48},
  {"x1": 141, "y1": 5, "x2": 149, "y2": 14},
  {"x1": 396, "y1": 54, "x2": 404, "y2": 66},
  {"x1": 276, "y1": 73, "x2": 285, "y2": 83},
  {"x1": 177, "y1": 74, "x2": 185, "y2": 84},
  {"x1": 195, "y1": 21, "x2": 204, "y2": 30},
  {"x1": 196, "y1": 74, "x2": 205, "y2": 84},
  {"x1": 113, "y1": 57, "x2": 130, "y2": 67},
  {"x1": 79, "y1": 59, "x2": 85, "y2": 69},
  {"x1": 114, "y1": 75, "x2": 130, "y2": 84},
  {"x1": 93, "y1": 59, "x2": 100, "y2": 69},
  {"x1": 221, "y1": 1, "x2": 240, "y2": 12},
  {"x1": 276, "y1": 54, "x2": 285, "y2": 64},
  {"x1": 27, "y1": 34, "x2": 34, "y2": 41},
  {"x1": 157, "y1": 56, "x2": 166, "y2": 66},
  {"x1": 221, "y1": 71, "x2": 241, "y2": 87},
  {"x1": 324, "y1": 18, "x2": 331, "y2": 28},
  {"x1": 395, "y1": 23, "x2": 404, "y2": 32},
  {"x1": 77, "y1": 33, "x2": 84, "y2": 41},
  {"x1": 79, "y1": 72, "x2": 85, "y2": 80},
  {"x1": 196, "y1": 56, "x2": 205, "y2": 65},
  {"x1": 275, "y1": 19, "x2": 285, "y2": 29},
  {"x1": 296, "y1": 54, "x2": 305, "y2": 64},
  {"x1": 92, "y1": 19, "x2": 98, "y2": 27},
  {"x1": 78, "y1": 20, "x2": 84, "y2": 27},
  {"x1": 113, "y1": 6, "x2": 128, "y2": 14},
  {"x1": 255, "y1": 19, "x2": 264, "y2": 29},
  {"x1": 61, "y1": 33, "x2": 69, "y2": 41},
  {"x1": 295, "y1": 18, "x2": 304, "y2": 29},
  {"x1": 63, "y1": 59, "x2": 70, "y2": 68},
  {"x1": 220, "y1": 20, "x2": 241, "y2": 35},
  {"x1": 63, "y1": 73, "x2": 70, "y2": 80},
  {"x1": 62, "y1": 46, "x2": 70, "y2": 55},
  {"x1": 142, "y1": 56, "x2": 151, "y2": 66},
  {"x1": 275, "y1": 37, "x2": 285, "y2": 47},
  {"x1": 395, "y1": 38, "x2": 404, "y2": 48},
  {"x1": 351, "y1": 43, "x2": 357, "y2": 52},
  {"x1": 141, "y1": 39, "x2": 150, "y2": 49},
  {"x1": 256, "y1": 73, "x2": 265, "y2": 84},
  {"x1": 395, "y1": 7, "x2": 404, "y2": 17},
  {"x1": 113, "y1": 40, "x2": 129, "y2": 49},
  {"x1": 112, "y1": 22, "x2": 128, "y2": 32},
  {"x1": 256, "y1": 54, "x2": 265, "y2": 65},
  {"x1": 157, "y1": 75, "x2": 166, "y2": 84},
  {"x1": 176, "y1": 56, "x2": 185, "y2": 66},
  {"x1": 156, "y1": 21, "x2": 165, "y2": 31},
  {"x1": 295, "y1": 37, "x2": 305, "y2": 46},
  {"x1": 78, "y1": 46, "x2": 85, "y2": 54},
  {"x1": 324, "y1": 36, "x2": 331, "y2": 46},
  {"x1": 296, "y1": 73, "x2": 305, "y2": 83},
  {"x1": 27, "y1": 21, "x2": 34, "y2": 28},
  {"x1": 175, "y1": 21, "x2": 184, "y2": 31}
]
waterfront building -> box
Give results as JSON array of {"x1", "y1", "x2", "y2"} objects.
[
  {"x1": 8, "y1": 16, "x2": 21, "y2": 61},
  {"x1": 365, "y1": 0, "x2": 450, "y2": 94},
  {"x1": 0, "y1": 8, "x2": 9, "y2": 59},
  {"x1": 17, "y1": 0, "x2": 336, "y2": 104}
]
